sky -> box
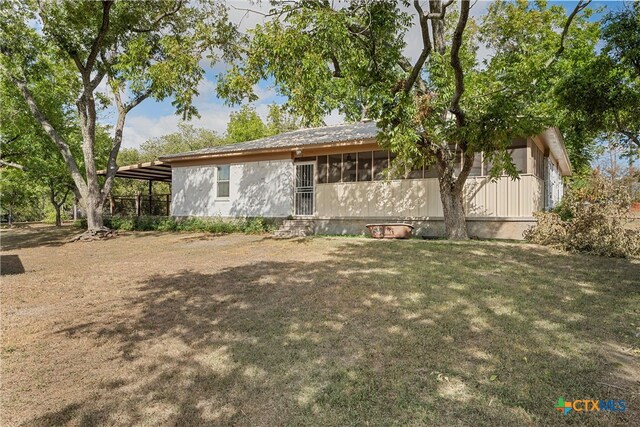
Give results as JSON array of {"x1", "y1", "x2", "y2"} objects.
[{"x1": 105, "y1": 0, "x2": 626, "y2": 149}]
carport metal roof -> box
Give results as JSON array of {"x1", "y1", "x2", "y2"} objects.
[{"x1": 97, "y1": 161, "x2": 171, "y2": 182}]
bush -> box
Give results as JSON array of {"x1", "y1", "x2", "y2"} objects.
[
  {"x1": 74, "y1": 216, "x2": 275, "y2": 235},
  {"x1": 524, "y1": 173, "x2": 640, "y2": 258}
]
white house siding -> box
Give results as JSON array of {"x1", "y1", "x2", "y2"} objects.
[
  {"x1": 315, "y1": 175, "x2": 544, "y2": 219},
  {"x1": 171, "y1": 159, "x2": 293, "y2": 217}
]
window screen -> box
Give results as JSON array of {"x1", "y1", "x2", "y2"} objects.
[
  {"x1": 469, "y1": 152, "x2": 483, "y2": 176},
  {"x1": 510, "y1": 147, "x2": 527, "y2": 173},
  {"x1": 328, "y1": 155, "x2": 342, "y2": 183},
  {"x1": 317, "y1": 156, "x2": 328, "y2": 183},
  {"x1": 373, "y1": 151, "x2": 389, "y2": 180},
  {"x1": 342, "y1": 153, "x2": 357, "y2": 182},
  {"x1": 357, "y1": 152, "x2": 372, "y2": 181}
]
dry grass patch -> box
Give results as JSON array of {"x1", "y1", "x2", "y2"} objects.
[{"x1": 1, "y1": 225, "x2": 639, "y2": 426}]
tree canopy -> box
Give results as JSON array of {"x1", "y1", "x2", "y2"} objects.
[
  {"x1": 218, "y1": 0, "x2": 597, "y2": 238},
  {"x1": 1, "y1": 0, "x2": 240, "y2": 232},
  {"x1": 556, "y1": 2, "x2": 640, "y2": 159}
]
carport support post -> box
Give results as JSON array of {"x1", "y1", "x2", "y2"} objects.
[
  {"x1": 135, "y1": 191, "x2": 141, "y2": 217},
  {"x1": 148, "y1": 180, "x2": 153, "y2": 214}
]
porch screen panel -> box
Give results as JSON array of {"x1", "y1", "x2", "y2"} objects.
[
  {"x1": 317, "y1": 155, "x2": 328, "y2": 183},
  {"x1": 357, "y1": 152, "x2": 373, "y2": 181},
  {"x1": 373, "y1": 151, "x2": 389, "y2": 180},
  {"x1": 328, "y1": 155, "x2": 342, "y2": 183},
  {"x1": 342, "y1": 153, "x2": 357, "y2": 182}
]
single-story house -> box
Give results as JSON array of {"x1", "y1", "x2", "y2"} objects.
[{"x1": 159, "y1": 121, "x2": 571, "y2": 239}]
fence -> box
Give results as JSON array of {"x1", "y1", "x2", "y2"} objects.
[{"x1": 106, "y1": 194, "x2": 171, "y2": 217}]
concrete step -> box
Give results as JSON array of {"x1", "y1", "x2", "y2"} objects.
[
  {"x1": 283, "y1": 219, "x2": 315, "y2": 226},
  {"x1": 279, "y1": 224, "x2": 313, "y2": 231},
  {"x1": 273, "y1": 219, "x2": 315, "y2": 238}
]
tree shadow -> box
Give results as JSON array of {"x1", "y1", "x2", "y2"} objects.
[
  {"x1": 0, "y1": 225, "x2": 76, "y2": 251},
  {"x1": 28, "y1": 240, "x2": 640, "y2": 426}
]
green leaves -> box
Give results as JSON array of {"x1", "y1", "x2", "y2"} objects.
[{"x1": 555, "y1": 3, "x2": 640, "y2": 159}]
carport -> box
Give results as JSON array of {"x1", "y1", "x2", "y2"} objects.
[{"x1": 97, "y1": 161, "x2": 172, "y2": 216}]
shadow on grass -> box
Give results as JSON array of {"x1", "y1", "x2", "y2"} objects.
[
  {"x1": 31, "y1": 240, "x2": 640, "y2": 426},
  {"x1": 0, "y1": 225, "x2": 76, "y2": 251}
]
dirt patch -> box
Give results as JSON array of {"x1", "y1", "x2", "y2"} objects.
[{"x1": 1, "y1": 226, "x2": 638, "y2": 426}]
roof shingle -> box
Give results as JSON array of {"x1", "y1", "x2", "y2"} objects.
[{"x1": 159, "y1": 121, "x2": 379, "y2": 160}]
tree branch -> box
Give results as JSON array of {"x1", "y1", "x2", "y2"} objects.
[
  {"x1": 544, "y1": 0, "x2": 592, "y2": 68},
  {"x1": 132, "y1": 0, "x2": 184, "y2": 33},
  {"x1": 1, "y1": 135, "x2": 20, "y2": 145},
  {"x1": 9, "y1": 75, "x2": 88, "y2": 195},
  {"x1": 402, "y1": 1, "x2": 432, "y2": 94},
  {"x1": 330, "y1": 53, "x2": 342, "y2": 78},
  {"x1": 426, "y1": 0, "x2": 454, "y2": 19},
  {"x1": 85, "y1": 1, "x2": 112, "y2": 74},
  {"x1": 125, "y1": 87, "x2": 153, "y2": 113},
  {"x1": 0, "y1": 159, "x2": 28, "y2": 171},
  {"x1": 449, "y1": 0, "x2": 471, "y2": 126},
  {"x1": 614, "y1": 111, "x2": 640, "y2": 148}
]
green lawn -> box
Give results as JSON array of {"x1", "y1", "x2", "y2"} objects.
[{"x1": 1, "y1": 227, "x2": 639, "y2": 426}]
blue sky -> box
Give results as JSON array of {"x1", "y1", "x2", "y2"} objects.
[{"x1": 110, "y1": 0, "x2": 627, "y2": 149}]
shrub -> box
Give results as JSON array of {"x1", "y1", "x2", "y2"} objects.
[
  {"x1": 242, "y1": 217, "x2": 273, "y2": 234},
  {"x1": 524, "y1": 173, "x2": 640, "y2": 258},
  {"x1": 74, "y1": 216, "x2": 275, "y2": 235}
]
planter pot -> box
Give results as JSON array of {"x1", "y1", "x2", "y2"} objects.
[
  {"x1": 631, "y1": 202, "x2": 640, "y2": 212},
  {"x1": 366, "y1": 223, "x2": 414, "y2": 239}
]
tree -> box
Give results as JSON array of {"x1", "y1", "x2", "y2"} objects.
[
  {"x1": 219, "y1": 0, "x2": 596, "y2": 239},
  {"x1": 225, "y1": 103, "x2": 301, "y2": 142},
  {"x1": 111, "y1": 123, "x2": 227, "y2": 197},
  {"x1": 266, "y1": 103, "x2": 300, "y2": 135},
  {"x1": 138, "y1": 123, "x2": 227, "y2": 162},
  {"x1": 0, "y1": 168, "x2": 42, "y2": 225},
  {"x1": 556, "y1": 2, "x2": 640, "y2": 156},
  {"x1": 1, "y1": 0, "x2": 240, "y2": 235},
  {"x1": 226, "y1": 105, "x2": 268, "y2": 142}
]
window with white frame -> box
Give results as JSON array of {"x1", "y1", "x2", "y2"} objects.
[{"x1": 216, "y1": 165, "x2": 230, "y2": 198}]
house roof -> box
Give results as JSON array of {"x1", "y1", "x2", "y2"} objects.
[
  {"x1": 158, "y1": 120, "x2": 573, "y2": 176},
  {"x1": 159, "y1": 121, "x2": 380, "y2": 162},
  {"x1": 539, "y1": 128, "x2": 572, "y2": 176}
]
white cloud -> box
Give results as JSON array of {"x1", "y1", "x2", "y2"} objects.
[{"x1": 123, "y1": 104, "x2": 233, "y2": 148}]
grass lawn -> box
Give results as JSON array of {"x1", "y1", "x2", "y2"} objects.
[{"x1": 1, "y1": 225, "x2": 639, "y2": 426}]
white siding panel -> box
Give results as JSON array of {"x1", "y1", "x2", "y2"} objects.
[{"x1": 172, "y1": 159, "x2": 293, "y2": 217}]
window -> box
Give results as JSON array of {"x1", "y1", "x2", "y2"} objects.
[
  {"x1": 406, "y1": 162, "x2": 424, "y2": 179},
  {"x1": 217, "y1": 165, "x2": 230, "y2": 198},
  {"x1": 342, "y1": 153, "x2": 357, "y2": 182},
  {"x1": 373, "y1": 151, "x2": 389, "y2": 180},
  {"x1": 317, "y1": 156, "x2": 328, "y2": 183},
  {"x1": 469, "y1": 152, "x2": 483, "y2": 176},
  {"x1": 328, "y1": 155, "x2": 342, "y2": 183},
  {"x1": 424, "y1": 165, "x2": 439, "y2": 178},
  {"x1": 510, "y1": 147, "x2": 528, "y2": 173},
  {"x1": 357, "y1": 151, "x2": 372, "y2": 181}
]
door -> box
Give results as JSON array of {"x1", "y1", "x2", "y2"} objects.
[{"x1": 294, "y1": 162, "x2": 315, "y2": 216}]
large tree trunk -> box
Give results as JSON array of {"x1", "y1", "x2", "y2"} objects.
[
  {"x1": 436, "y1": 147, "x2": 475, "y2": 240},
  {"x1": 439, "y1": 181, "x2": 468, "y2": 240},
  {"x1": 84, "y1": 192, "x2": 104, "y2": 231}
]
